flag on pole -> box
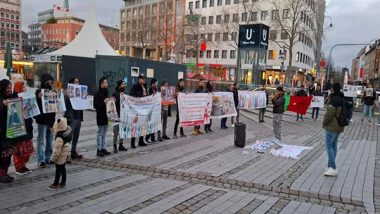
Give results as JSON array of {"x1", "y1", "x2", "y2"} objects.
[{"x1": 286, "y1": 96, "x2": 313, "y2": 115}]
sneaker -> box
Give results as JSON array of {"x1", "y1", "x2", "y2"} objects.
[
  {"x1": 15, "y1": 169, "x2": 27, "y2": 176},
  {"x1": 38, "y1": 162, "x2": 46, "y2": 168},
  {"x1": 22, "y1": 167, "x2": 32, "y2": 174},
  {"x1": 323, "y1": 167, "x2": 338, "y2": 177},
  {"x1": 48, "y1": 184, "x2": 59, "y2": 191},
  {"x1": 231, "y1": 124, "x2": 235, "y2": 128}
]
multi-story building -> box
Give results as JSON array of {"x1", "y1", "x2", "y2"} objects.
[
  {"x1": 41, "y1": 16, "x2": 119, "y2": 50},
  {"x1": 119, "y1": 0, "x2": 186, "y2": 61},
  {"x1": 0, "y1": 0, "x2": 21, "y2": 52},
  {"x1": 183, "y1": 0, "x2": 325, "y2": 85}
]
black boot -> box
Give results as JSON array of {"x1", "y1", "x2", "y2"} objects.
[
  {"x1": 119, "y1": 143, "x2": 128, "y2": 151},
  {"x1": 138, "y1": 141, "x2": 148, "y2": 147},
  {"x1": 97, "y1": 150, "x2": 104, "y2": 157},
  {"x1": 113, "y1": 144, "x2": 118, "y2": 153},
  {"x1": 102, "y1": 149, "x2": 111, "y2": 155}
]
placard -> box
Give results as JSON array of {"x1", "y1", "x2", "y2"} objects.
[
  {"x1": 311, "y1": 96, "x2": 324, "y2": 108},
  {"x1": 67, "y1": 84, "x2": 89, "y2": 110},
  {"x1": 105, "y1": 98, "x2": 118, "y2": 125},
  {"x1": 18, "y1": 87, "x2": 40, "y2": 119},
  {"x1": 178, "y1": 93, "x2": 212, "y2": 127},
  {"x1": 6, "y1": 98, "x2": 27, "y2": 139},
  {"x1": 162, "y1": 86, "x2": 176, "y2": 105},
  {"x1": 178, "y1": 72, "x2": 184, "y2": 79},
  {"x1": 343, "y1": 85, "x2": 363, "y2": 98},
  {"x1": 211, "y1": 92, "x2": 237, "y2": 118},
  {"x1": 365, "y1": 88, "x2": 374, "y2": 97},
  {"x1": 119, "y1": 93, "x2": 162, "y2": 139},
  {"x1": 41, "y1": 89, "x2": 66, "y2": 113},
  {"x1": 147, "y1": 68, "x2": 154, "y2": 78},
  {"x1": 237, "y1": 91, "x2": 267, "y2": 109}
]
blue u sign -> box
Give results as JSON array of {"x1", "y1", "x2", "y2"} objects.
[{"x1": 238, "y1": 24, "x2": 270, "y2": 49}]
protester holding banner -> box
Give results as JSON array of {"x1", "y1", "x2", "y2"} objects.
[
  {"x1": 311, "y1": 85, "x2": 323, "y2": 120},
  {"x1": 94, "y1": 77, "x2": 111, "y2": 157},
  {"x1": 111, "y1": 80, "x2": 128, "y2": 153},
  {"x1": 272, "y1": 86, "x2": 285, "y2": 141},
  {"x1": 230, "y1": 83, "x2": 239, "y2": 126},
  {"x1": 35, "y1": 73, "x2": 56, "y2": 168},
  {"x1": 204, "y1": 81, "x2": 214, "y2": 133},
  {"x1": 193, "y1": 79, "x2": 206, "y2": 135},
  {"x1": 361, "y1": 84, "x2": 376, "y2": 124},
  {"x1": 296, "y1": 85, "x2": 308, "y2": 121},
  {"x1": 129, "y1": 74, "x2": 148, "y2": 148},
  {"x1": 221, "y1": 84, "x2": 237, "y2": 129},
  {"x1": 146, "y1": 78, "x2": 160, "y2": 142},
  {"x1": 64, "y1": 78, "x2": 84, "y2": 159},
  {"x1": 0, "y1": 79, "x2": 17, "y2": 183},
  {"x1": 159, "y1": 80, "x2": 171, "y2": 139},
  {"x1": 258, "y1": 85, "x2": 269, "y2": 123},
  {"x1": 12, "y1": 81, "x2": 34, "y2": 175},
  {"x1": 173, "y1": 79, "x2": 186, "y2": 139}
]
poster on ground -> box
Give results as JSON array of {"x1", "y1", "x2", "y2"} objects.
[
  {"x1": 237, "y1": 91, "x2": 267, "y2": 109},
  {"x1": 67, "y1": 84, "x2": 89, "y2": 110},
  {"x1": 162, "y1": 86, "x2": 176, "y2": 105},
  {"x1": 311, "y1": 96, "x2": 324, "y2": 108},
  {"x1": 18, "y1": 87, "x2": 40, "y2": 119},
  {"x1": 178, "y1": 93, "x2": 212, "y2": 127},
  {"x1": 211, "y1": 92, "x2": 237, "y2": 118},
  {"x1": 270, "y1": 144, "x2": 313, "y2": 160},
  {"x1": 105, "y1": 98, "x2": 118, "y2": 125},
  {"x1": 343, "y1": 85, "x2": 363, "y2": 98},
  {"x1": 6, "y1": 98, "x2": 27, "y2": 139},
  {"x1": 119, "y1": 93, "x2": 162, "y2": 139},
  {"x1": 41, "y1": 89, "x2": 66, "y2": 113}
]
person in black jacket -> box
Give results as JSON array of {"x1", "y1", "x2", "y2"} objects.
[
  {"x1": 311, "y1": 85, "x2": 323, "y2": 120},
  {"x1": 111, "y1": 80, "x2": 128, "y2": 153},
  {"x1": 193, "y1": 79, "x2": 206, "y2": 135},
  {"x1": 361, "y1": 84, "x2": 376, "y2": 124},
  {"x1": 231, "y1": 83, "x2": 239, "y2": 126},
  {"x1": 296, "y1": 85, "x2": 308, "y2": 121},
  {"x1": 204, "y1": 81, "x2": 214, "y2": 133},
  {"x1": 130, "y1": 74, "x2": 148, "y2": 148},
  {"x1": 173, "y1": 79, "x2": 186, "y2": 138},
  {"x1": 35, "y1": 73, "x2": 56, "y2": 168},
  {"x1": 272, "y1": 86, "x2": 285, "y2": 141},
  {"x1": 64, "y1": 78, "x2": 84, "y2": 159},
  {"x1": 94, "y1": 77, "x2": 111, "y2": 157}
]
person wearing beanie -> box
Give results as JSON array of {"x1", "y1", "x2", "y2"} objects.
[
  {"x1": 322, "y1": 82, "x2": 345, "y2": 177},
  {"x1": 146, "y1": 78, "x2": 159, "y2": 142},
  {"x1": 272, "y1": 86, "x2": 285, "y2": 141},
  {"x1": 0, "y1": 79, "x2": 18, "y2": 183},
  {"x1": 94, "y1": 77, "x2": 111, "y2": 157},
  {"x1": 64, "y1": 78, "x2": 83, "y2": 160},
  {"x1": 111, "y1": 80, "x2": 128, "y2": 153},
  {"x1": 35, "y1": 73, "x2": 56, "y2": 168},
  {"x1": 48, "y1": 118, "x2": 71, "y2": 190},
  {"x1": 12, "y1": 81, "x2": 34, "y2": 175}
]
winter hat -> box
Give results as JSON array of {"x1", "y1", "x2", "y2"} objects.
[
  {"x1": 53, "y1": 118, "x2": 68, "y2": 133},
  {"x1": 115, "y1": 80, "x2": 125, "y2": 90},
  {"x1": 40, "y1": 73, "x2": 54, "y2": 84},
  {"x1": 276, "y1": 86, "x2": 284, "y2": 92},
  {"x1": 138, "y1": 74, "x2": 145, "y2": 79},
  {"x1": 13, "y1": 81, "x2": 24, "y2": 93}
]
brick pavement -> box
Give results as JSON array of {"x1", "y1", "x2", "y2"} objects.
[{"x1": 0, "y1": 110, "x2": 378, "y2": 214}]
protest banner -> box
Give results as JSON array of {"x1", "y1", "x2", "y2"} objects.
[
  {"x1": 343, "y1": 85, "x2": 363, "y2": 98},
  {"x1": 6, "y1": 98, "x2": 27, "y2": 139},
  {"x1": 178, "y1": 93, "x2": 212, "y2": 127},
  {"x1": 237, "y1": 91, "x2": 267, "y2": 109},
  {"x1": 286, "y1": 96, "x2": 313, "y2": 115},
  {"x1": 105, "y1": 98, "x2": 118, "y2": 125},
  {"x1": 67, "y1": 84, "x2": 90, "y2": 110},
  {"x1": 162, "y1": 86, "x2": 176, "y2": 105},
  {"x1": 211, "y1": 92, "x2": 237, "y2": 118},
  {"x1": 311, "y1": 96, "x2": 324, "y2": 108},
  {"x1": 18, "y1": 87, "x2": 40, "y2": 119},
  {"x1": 119, "y1": 93, "x2": 162, "y2": 139},
  {"x1": 41, "y1": 89, "x2": 66, "y2": 113}
]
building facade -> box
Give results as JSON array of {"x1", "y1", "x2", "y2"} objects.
[
  {"x1": 0, "y1": 0, "x2": 21, "y2": 52},
  {"x1": 119, "y1": 0, "x2": 186, "y2": 61},
  {"x1": 41, "y1": 16, "x2": 119, "y2": 50},
  {"x1": 183, "y1": 0, "x2": 324, "y2": 85}
]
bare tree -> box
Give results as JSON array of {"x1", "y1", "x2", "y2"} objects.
[{"x1": 135, "y1": 16, "x2": 151, "y2": 59}]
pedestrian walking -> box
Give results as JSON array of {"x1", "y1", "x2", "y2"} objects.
[
  {"x1": 0, "y1": 79, "x2": 17, "y2": 183},
  {"x1": 311, "y1": 85, "x2": 323, "y2": 120},
  {"x1": 173, "y1": 79, "x2": 186, "y2": 139},
  {"x1": 48, "y1": 118, "x2": 71, "y2": 190},
  {"x1": 296, "y1": 85, "x2": 308, "y2": 121},
  {"x1": 204, "y1": 81, "x2": 214, "y2": 133},
  {"x1": 258, "y1": 85, "x2": 269, "y2": 123},
  {"x1": 111, "y1": 80, "x2": 128, "y2": 153},
  {"x1": 322, "y1": 83, "x2": 345, "y2": 177},
  {"x1": 64, "y1": 78, "x2": 83, "y2": 159},
  {"x1": 361, "y1": 84, "x2": 376, "y2": 124},
  {"x1": 13, "y1": 81, "x2": 34, "y2": 175},
  {"x1": 160, "y1": 80, "x2": 171, "y2": 139},
  {"x1": 272, "y1": 86, "x2": 285, "y2": 141},
  {"x1": 94, "y1": 77, "x2": 111, "y2": 157},
  {"x1": 130, "y1": 74, "x2": 148, "y2": 148},
  {"x1": 193, "y1": 79, "x2": 206, "y2": 135},
  {"x1": 35, "y1": 73, "x2": 56, "y2": 167},
  {"x1": 146, "y1": 78, "x2": 160, "y2": 142}
]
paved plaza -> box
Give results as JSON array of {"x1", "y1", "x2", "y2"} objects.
[{"x1": 0, "y1": 109, "x2": 379, "y2": 214}]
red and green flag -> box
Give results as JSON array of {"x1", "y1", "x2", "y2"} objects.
[{"x1": 285, "y1": 96, "x2": 313, "y2": 115}]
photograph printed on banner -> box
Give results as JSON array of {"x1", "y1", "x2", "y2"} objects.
[
  {"x1": 211, "y1": 92, "x2": 237, "y2": 118},
  {"x1": 18, "y1": 88, "x2": 40, "y2": 119},
  {"x1": 365, "y1": 88, "x2": 374, "y2": 97},
  {"x1": 41, "y1": 89, "x2": 66, "y2": 113},
  {"x1": 6, "y1": 98, "x2": 27, "y2": 139},
  {"x1": 68, "y1": 84, "x2": 89, "y2": 110},
  {"x1": 162, "y1": 86, "x2": 176, "y2": 105},
  {"x1": 106, "y1": 98, "x2": 118, "y2": 125}
]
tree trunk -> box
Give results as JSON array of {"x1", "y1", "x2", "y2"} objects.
[{"x1": 286, "y1": 46, "x2": 294, "y2": 86}]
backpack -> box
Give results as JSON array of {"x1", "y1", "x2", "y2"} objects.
[{"x1": 337, "y1": 99, "x2": 350, "y2": 127}]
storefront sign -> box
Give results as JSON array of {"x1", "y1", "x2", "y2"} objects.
[{"x1": 238, "y1": 24, "x2": 270, "y2": 49}]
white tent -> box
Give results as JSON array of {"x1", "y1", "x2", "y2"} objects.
[{"x1": 48, "y1": 0, "x2": 118, "y2": 58}]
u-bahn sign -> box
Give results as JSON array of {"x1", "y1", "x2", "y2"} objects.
[{"x1": 238, "y1": 24, "x2": 270, "y2": 50}]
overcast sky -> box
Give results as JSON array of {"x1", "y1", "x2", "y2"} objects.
[{"x1": 22, "y1": 0, "x2": 380, "y2": 69}]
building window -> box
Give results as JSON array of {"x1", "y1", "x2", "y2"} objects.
[
  {"x1": 222, "y1": 50, "x2": 227, "y2": 58},
  {"x1": 283, "y1": 9, "x2": 290, "y2": 19},
  {"x1": 202, "y1": 0, "x2": 207, "y2": 8},
  {"x1": 268, "y1": 50, "x2": 275, "y2": 60},
  {"x1": 281, "y1": 30, "x2": 288, "y2": 39},
  {"x1": 207, "y1": 33, "x2": 213, "y2": 41},
  {"x1": 230, "y1": 50, "x2": 236, "y2": 59},
  {"x1": 225, "y1": 0, "x2": 231, "y2": 5},
  {"x1": 201, "y1": 33, "x2": 206, "y2": 39},
  {"x1": 261, "y1": 11, "x2": 268, "y2": 20},
  {"x1": 189, "y1": 2, "x2": 193, "y2": 10},
  {"x1": 215, "y1": 33, "x2": 220, "y2": 41},
  {"x1": 201, "y1": 17, "x2": 206, "y2": 25},
  {"x1": 195, "y1": 1, "x2": 200, "y2": 8},
  {"x1": 206, "y1": 50, "x2": 212, "y2": 58},
  {"x1": 233, "y1": 13, "x2": 238, "y2": 22},
  {"x1": 200, "y1": 51, "x2": 204, "y2": 58},
  {"x1": 224, "y1": 14, "x2": 230, "y2": 23},
  {"x1": 269, "y1": 30, "x2": 277, "y2": 40},
  {"x1": 241, "y1": 12, "x2": 247, "y2": 22},
  {"x1": 208, "y1": 16, "x2": 214, "y2": 24},
  {"x1": 223, "y1": 32, "x2": 228, "y2": 41},
  {"x1": 210, "y1": 0, "x2": 214, "y2": 7},
  {"x1": 250, "y1": 12, "x2": 257, "y2": 21},
  {"x1": 272, "y1": 10, "x2": 279, "y2": 20},
  {"x1": 214, "y1": 50, "x2": 219, "y2": 58},
  {"x1": 234, "y1": 0, "x2": 239, "y2": 4},
  {"x1": 231, "y1": 32, "x2": 237, "y2": 41},
  {"x1": 216, "y1": 15, "x2": 222, "y2": 24},
  {"x1": 217, "y1": 0, "x2": 222, "y2": 6}
]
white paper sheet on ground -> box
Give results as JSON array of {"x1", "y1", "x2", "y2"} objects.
[
  {"x1": 245, "y1": 140, "x2": 275, "y2": 150},
  {"x1": 270, "y1": 144, "x2": 313, "y2": 160}
]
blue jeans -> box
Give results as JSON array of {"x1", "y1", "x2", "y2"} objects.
[
  {"x1": 97, "y1": 125, "x2": 108, "y2": 150},
  {"x1": 362, "y1": 104, "x2": 373, "y2": 119},
  {"x1": 325, "y1": 130, "x2": 340, "y2": 170},
  {"x1": 37, "y1": 124, "x2": 53, "y2": 163},
  {"x1": 70, "y1": 119, "x2": 81, "y2": 153}
]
